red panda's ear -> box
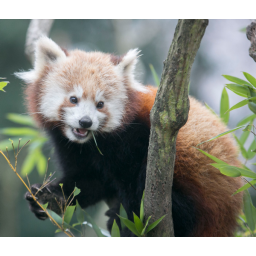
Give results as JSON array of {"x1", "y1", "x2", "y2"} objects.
[
  {"x1": 117, "y1": 49, "x2": 140, "y2": 75},
  {"x1": 15, "y1": 37, "x2": 67, "y2": 84},
  {"x1": 115, "y1": 49, "x2": 148, "y2": 93},
  {"x1": 117, "y1": 49, "x2": 148, "y2": 93},
  {"x1": 34, "y1": 36, "x2": 66, "y2": 72}
]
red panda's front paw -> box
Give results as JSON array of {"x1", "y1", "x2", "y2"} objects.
[{"x1": 25, "y1": 183, "x2": 50, "y2": 220}]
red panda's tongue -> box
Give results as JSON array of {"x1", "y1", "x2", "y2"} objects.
[{"x1": 74, "y1": 128, "x2": 88, "y2": 137}]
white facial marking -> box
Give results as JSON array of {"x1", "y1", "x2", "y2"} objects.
[
  {"x1": 71, "y1": 85, "x2": 84, "y2": 99},
  {"x1": 95, "y1": 90, "x2": 105, "y2": 103},
  {"x1": 40, "y1": 75, "x2": 66, "y2": 121}
]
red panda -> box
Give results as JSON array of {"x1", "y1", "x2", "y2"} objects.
[{"x1": 16, "y1": 37, "x2": 243, "y2": 237}]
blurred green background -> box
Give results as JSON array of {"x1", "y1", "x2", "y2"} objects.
[{"x1": 0, "y1": 19, "x2": 255, "y2": 237}]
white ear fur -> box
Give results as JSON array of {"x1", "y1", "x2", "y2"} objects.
[
  {"x1": 15, "y1": 37, "x2": 66, "y2": 83},
  {"x1": 117, "y1": 49, "x2": 148, "y2": 93},
  {"x1": 118, "y1": 49, "x2": 140, "y2": 74}
]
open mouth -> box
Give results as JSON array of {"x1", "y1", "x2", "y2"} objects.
[{"x1": 72, "y1": 128, "x2": 89, "y2": 138}]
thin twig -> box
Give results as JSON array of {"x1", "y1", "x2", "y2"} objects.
[
  {"x1": 242, "y1": 178, "x2": 256, "y2": 191},
  {"x1": 0, "y1": 149, "x2": 73, "y2": 237}
]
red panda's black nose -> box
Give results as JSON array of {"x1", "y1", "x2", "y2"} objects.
[{"x1": 79, "y1": 116, "x2": 92, "y2": 128}]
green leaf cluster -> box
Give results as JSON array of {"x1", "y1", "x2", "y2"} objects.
[
  {"x1": 0, "y1": 113, "x2": 48, "y2": 176},
  {"x1": 223, "y1": 73, "x2": 256, "y2": 115},
  {"x1": 111, "y1": 191, "x2": 166, "y2": 237},
  {"x1": 45, "y1": 186, "x2": 110, "y2": 237},
  {"x1": 198, "y1": 71, "x2": 256, "y2": 236}
]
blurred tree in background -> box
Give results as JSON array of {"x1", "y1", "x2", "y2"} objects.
[{"x1": 0, "y1": 19, "x2": 255, "y2": 236}]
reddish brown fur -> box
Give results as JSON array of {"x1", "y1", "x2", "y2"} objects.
[
  {"x1": 24, "y1": 66, "x2": 53, "y2": 128},
  {"x1": 136, "y1": 86, "x2": 243, "y2": 236}
]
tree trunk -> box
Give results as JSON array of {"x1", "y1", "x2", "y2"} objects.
[{"x1": 144, "y1": 19, "x2": 208, "y2": 237}]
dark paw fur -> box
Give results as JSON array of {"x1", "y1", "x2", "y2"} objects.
[{"x1": 25, "y1": 183, "x2": 63, "y2": 220}]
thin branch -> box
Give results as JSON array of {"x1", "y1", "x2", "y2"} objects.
[
  {"x1": 0, "y1": 149, "x2": 72, "y2": 237},
  {"x1": 246, "y1": 20, "x2": 256, "y2": 62}
]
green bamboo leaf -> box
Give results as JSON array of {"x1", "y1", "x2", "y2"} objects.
[
  {"x1": 64, "y1": 205, "x2": 76, "y2": 224},
  {"x1": 42, "y1": 202, "x2": 48, "y2": 210},
  {"x1": 248, "y1": 97, "x2": 256, "y2": 101},
  {"x1": 237, "y1": 114, "x2": 256, "y2": 126},
  {"x1": 211, "y1": 163, "x2": 256, "y2": 179},
  {"x1": 111, "y1": 219, "x2": 121, "y2": 237},
  {"x1": 75, "y1": 200, "x2": 84, "y2": 224},
  {"x1": 210, "y1": 164, "x2": 241, "y2": 177},
  {"x1": 233, "y1": 179, "x2": 256, "y2": 195},
  {"x1": 74, "y1": 187, "x2": 81, "y2": 197},
  {"x1": 226, "y1": 84, "x2": 250, "y2": 97},
  {"x1": 72, "y1": 223, "x2": 81, "y2": 228},
  {"x1": 83, "y1": 210, "x2": 105, "y2": 237},
  {"x1": 141, "y1": 216, "x2": 151, "y2": 235},
  {"x1": 28, "y1": 137, "x2": 47, "y2": 152},
  {"x1": 223, "y1": 75, "x2": 252, "y2": 86},
  {"x1": 243, "y1": 72, "x2": 256, "y2": 88},
  {"x1": 239, "y1": 124, "x2": 251, "y2": 145},
  {"x1": 133, "y1": 212, "x2": 144, "y2": 233},
  {"x1": 120, "y1": 204, "x2": 128, "y2": 230},
  {"x1": 140, "y1": 191, "x2": 145, "y2": 222},
  {"x1": 243, "y1": 190, "x2": 255, "y2": 232},
  {"x1": 0, "y1": 137, "x2": 30, "y2": 151},
  {"x1": 248, "y1": 101, "x2": 256, "y2": 115},
  {"x1": 145, "y1": 215, "x2": 166, "y2": 234},
  {"x1": 47, "y1": 209, "x2": 71, "y2": 229},
  {"x1": 0, "y1": 128, "x2": 38, "y2": 137},
  {"x1": 117, "y1": 215, "x2": 141, "y2": 237},
  {"x1": 36, "y1": 150, "x2": 47, "y2": 176},
  {"x1": 91, "y1": 131, "x2": 103, "y2": 155},
  {"x1": 247, "y1": 139, "x2": 256, "y2": 160},
  {"x1": 195, "y1": 148, "x2": 227, "y2": 164},
  {"x1": 225, "y1": 99, "x2": 248, "y2": 114},
  {"x1": 220, "y1": 87, "x2": 229, "y2": 125},
  {"x1": 21, "y1": 149, "x2": 38, "y2": 176},
  {"x1": 204, "y1": 102, "x2": 218, "y2": 116},
  {"x1": 196, "y1": 125, "x2": 245, "y2": 146},
  {"x1": 0, "y1": 81, "x2": 9, "y2": 92},
  {"x1": 233, "y1": 134, "x2": 248, "y2": 159},
  {"x1": 149, "y1": 64, "x2": 160, "y2": 86},
  {"x1": 6, "y1": 113, "x2": 35, "y2": 127}
]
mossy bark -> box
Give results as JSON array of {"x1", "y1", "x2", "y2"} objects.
[
  {"x1": 246, "y1": 21, "x2": 256, "y2": 62},
  {"x1": 144, "y1": 19, "x2": 208, "y2": 237}
]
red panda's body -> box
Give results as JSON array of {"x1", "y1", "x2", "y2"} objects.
[{"x1": 17, "y1": 37, "x2": 243, "y2": 236}]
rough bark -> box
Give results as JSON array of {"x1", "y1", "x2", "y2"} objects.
[
  {"x1": 144, "y1": 19, "x2": 208, "y2": 237},
  {"x1": 246, "y1": 20, "x2": 256, "y2": 62},
  {"x1": 25, "y1": 19, "x2": 54, "y2": 64}
]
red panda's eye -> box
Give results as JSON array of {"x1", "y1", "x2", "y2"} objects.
[
  {"x1": 70, "y1": 96, "x2": 78, "y2": 104},
  {"x1": 97, "y1": 101, "x2": 104, "y2": 109}
]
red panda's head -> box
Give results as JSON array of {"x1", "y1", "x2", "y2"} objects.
[{"x1": 16, "y1": 37, "x2": 148, "y2": 143}]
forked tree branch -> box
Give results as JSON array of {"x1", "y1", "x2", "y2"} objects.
[
  {"x1": 25, "y1": 19, "x2": 54, "y2": 64},
  {"x1": 144, "y1": 19, "x2": 208, "y2": 237}
]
